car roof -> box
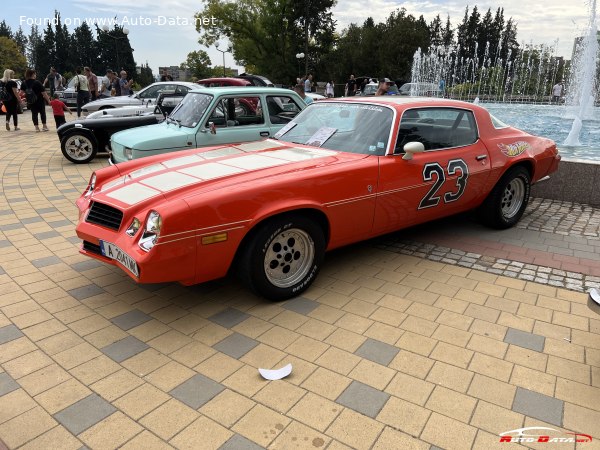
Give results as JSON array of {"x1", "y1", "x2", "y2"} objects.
[
  {"x1": 323, "y1": 96, "x2": 485, "y2": 112},
  {"x1": 187, "y1": 86, "x2": 298, "y2": 95},
  {"x1": 150, "y1": 81, "x2": 197, "y2": 87},
  {"x1": 197, "y1": 77, "x2": 251, "y2": 85}
]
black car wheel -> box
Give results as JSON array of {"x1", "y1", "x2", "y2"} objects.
[
  {"x1": 480, "y1": 166, "x2": 531, "y2": 229},
  {"x1": 60, "y1": 129, "x2": 99, "y2": 164},
  {"x1": 238, "y1": 215, "x2": 325, "y2": 301}
]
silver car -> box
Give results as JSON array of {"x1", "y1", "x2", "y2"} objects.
[
  {"x1": 57, "y1": 76, "x2": 109, "y2": 106},
  {"x1": 81, "y1": 81, "x2": 197, "y2": 113}
]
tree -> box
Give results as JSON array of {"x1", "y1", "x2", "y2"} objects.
[
  {"x1": 71, "y1": 22, "x2": 97, "y2": 72},
  {"x1": 180, "y1": 50, "x2": 213, "y2": 79},
  {"x1": 137, "y1": 63, "x2": 154, "y2": 87},
  {"x1": 442, "y1": 15, "x2": 453, "y2": 48},
  {"x1": 95, "y1": 25, "x2": 136, "y2": 79},
  {"x1": 36, "y1": 22, "x2": 57, "y2": 75},
  {"x1": 54, "y1": 13, "x2": 71, "y2": 72},
  {"x1": 429, "y1": 15, "x2": 443, "y2": 48},
  {"x1": 0, "y1": 21, "x2": 12, "y2": 39},
  {"x1": 26, "y1": 25, "x2": 42, "y2": 70},
  {"x1": 13, "y1": 27, "x2": 27, "y2": 56},
  {"x1": 0, "y1": 37, "x2": 27, "y2": 76},
  {"x1": 194, "y1": 0, "x2": 336, "y2": 84}
]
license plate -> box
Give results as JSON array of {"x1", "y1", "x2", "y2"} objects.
[{"x1": 99, "y1": 240, "x2": 139, "y2": 277}]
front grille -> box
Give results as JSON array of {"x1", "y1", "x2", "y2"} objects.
[
  {"x1": 86, "y1": 201, "x2": 123, "y2": 231},
  {"x1": 82, "y1": 240, "x2": 102, "y2": 255}
]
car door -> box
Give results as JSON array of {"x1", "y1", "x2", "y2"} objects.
[
  {"x1": 264, "y1": 95, "x2": 304, "y2": 134},
  {"x1": 373, "y1": 107, "x2": 491, "y2": 235},
  {"x1": 197, "y1": 95, "x2": 272, "y2": 146}
]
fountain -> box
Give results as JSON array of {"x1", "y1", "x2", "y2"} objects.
[
  {"x1": 564, "y1": 0, "x2": 598, "y2": 145},
  {"x1": 409, "y1": 0, "x2": 600, "y2": 161}
]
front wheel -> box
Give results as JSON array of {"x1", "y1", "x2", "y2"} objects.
[
  {"x1": 238, "y1": 215, "x2": 326, "y2": 301},
  {"x1": 60, "y1": 129, "x2": 98, "y2": 164},
  {"x1": 480, "y1": 166, "x2": 531, "y2": 229}
]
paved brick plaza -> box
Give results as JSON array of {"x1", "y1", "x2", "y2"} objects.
[{"x1": 0, "y1": 114, "x2": 599, "y2": 449}]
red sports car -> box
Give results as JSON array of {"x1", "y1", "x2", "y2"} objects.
[{"x1": 75, "y1": 97, "x2": 560, "y2": 300}]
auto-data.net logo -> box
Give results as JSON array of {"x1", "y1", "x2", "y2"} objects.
[{"x1": 499, "y1": 427, "x2": 593, "y2": 443}]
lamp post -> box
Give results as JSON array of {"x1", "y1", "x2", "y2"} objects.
[
  {"x1": 101, "y1": 25, "x2": 129, "y2": 72},
  {"x1": 215, "y1": 43, "x2": 232, "y2": 77},
  {"x1": 295, "y1": 53, "x2": 305, "y2": 79}
]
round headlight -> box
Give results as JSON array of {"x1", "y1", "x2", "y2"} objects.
[
  {"x1": 85, "y1": 173, "x2": 96, "y2": 197},
  {"x1": 139, "y1": 211, "x2": 162, "y2": 252}
]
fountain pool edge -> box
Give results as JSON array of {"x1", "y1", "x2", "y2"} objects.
[{"x1": 531, "y1": 158, "x2": 600, "y2": 206}]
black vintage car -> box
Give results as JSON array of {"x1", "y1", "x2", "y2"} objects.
[{"x1": 56, "y1": 93, "x2": 184, "y2": 164}]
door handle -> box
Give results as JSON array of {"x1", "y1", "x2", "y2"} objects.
[
  {"x1": 476, "y1": 154, "x2": 488, "y2": 161},
  {"x1": 260, "y1": 131, "x2": 270, "y2": 137}
]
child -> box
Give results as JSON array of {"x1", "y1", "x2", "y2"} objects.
[{"x1": 50, "y1": 93, "x2": 72, "y2": 128}]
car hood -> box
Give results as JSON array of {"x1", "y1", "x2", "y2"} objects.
[
  {"x1": 111, "y1": 122, "x2": 192, "y2": 151},
  {"x1": 91, "y1": 139, "x2": 369, "y2": 209},
  {"x1": 86, "y1": 96, "x2": 141, "y2": 110}
]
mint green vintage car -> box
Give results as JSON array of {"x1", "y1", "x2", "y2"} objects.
[{"x1": 110, "y1": 87, "x2": 306, "y2": 163}]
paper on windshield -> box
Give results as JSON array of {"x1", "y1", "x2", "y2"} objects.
[
  {"x1": 306, "y1": 127, "x2": 337, "y2": 147},
  {"x1": 273, "y1": 121, "x2": 297, "y2": 139},
  {"x1": 258, "y1": 363, "x2": 292, "y2": 380}
]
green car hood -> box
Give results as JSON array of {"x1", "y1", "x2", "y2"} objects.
[{"x1": 111, "y1": 122, "x2": 194, "y2": 151}]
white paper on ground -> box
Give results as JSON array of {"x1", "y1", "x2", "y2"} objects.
[
  {"x1": 258, "y1": 363, "x2": 292, "y2": 380},
  {"x1": 590, "y1": 288, "x2": 600, "y2": 306}
]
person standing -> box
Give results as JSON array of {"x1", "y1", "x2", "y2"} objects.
[
  {"x1": 21, "y1": 68, "x2": 50, "y2": 131},
  {"x1": 552, "y1": 82, "x2": 563, "y2": 103},
  {"x1": 325, "y1": 80, "x2": 334, "y2": 98},
  {"x1": 345, "y1": 74, "x2": 356, "y2": 97},
  {"x1": 110, "y1": 71, "x2": 121, "y2": 96},
  {"x1": 99, "y1": 70, "x2": 113, "y2": 98},
  {"x1": 43, "y1": 67, "x2": 64, "y2": 97},
  {"x1": 1, "y1": 69, "x2": 21, "y2": 131},
  {"x1": 304, "y1": 74, "x2": 313, "y2": 93},
  {"x1": 85, "y1": 67, "x2": 98, "y2": 101},
  {"x1": 375, "y1": 78, "x2": 392, "y2": 96},
  {"x1": 294, "y1": 84, "x2": 313, "y2": 105},
  {"x1": 74, "y1": 67, "x2": 90, "y2": 117},
  {"x1": 50, "y1": 93, "x2": 72, "y2": 128},
  {"x1": 119, "y1": 71, "x2": 133, "y2": 96}
]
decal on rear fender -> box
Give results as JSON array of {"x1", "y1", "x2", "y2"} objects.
[{"x1": 498, "y1": 141, "x2": 530, "y2": 157}]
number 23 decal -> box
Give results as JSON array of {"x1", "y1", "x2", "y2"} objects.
[{"x1": 418, "y1": 159, "x2": 469, "y2": 209}]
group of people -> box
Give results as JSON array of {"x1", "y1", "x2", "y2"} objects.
[{"x1": 1, "y1": 66, "x2": 135, "y2": 131}]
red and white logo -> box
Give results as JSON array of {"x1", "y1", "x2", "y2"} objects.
[{"x1": 499, "y1": 427, "x2": 592, "y2": 444}]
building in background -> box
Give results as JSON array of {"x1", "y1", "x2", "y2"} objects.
[{"x1": 158, "y1": 66, "x2": 192, "y2": 81}]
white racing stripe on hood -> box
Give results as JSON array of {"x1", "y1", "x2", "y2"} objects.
[
  {"x1": 178, "y1": 162, "x2": 246, "y2": 180},
  {"x1": 267, "y1": 147, "x2": 338, "y2": 161},
  {"x1": 222, "y1": 154, "x2": 290, "y2": 170},
  {"x1": 233, "y1": 140, "x2": 280, "y2": 152},
  {"x1": 106, "y1": 183, "x2": 161, "y2": 205},
  {"x1": 141, "y1": 172, "x2": 199, "y2": 191},
  {"x1": 197, "y1": 147, "x2": 244, "y2": 159},
  {"x1": 162, "y1": 154, "x2": 204, "y2": 168}
]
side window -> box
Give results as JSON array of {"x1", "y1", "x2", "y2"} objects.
[
  {"x1": 265, "y1": 96, "x2": 303, "y2": 124},
  {"x1": 138, "y1": 84, "x2": 177, "y2": 99},
  {"x1": 206, "y1": 97, "x2": 264, "y2": 127},
  {"x1": 396, "y1": 108, "x2": 478, "y2": 152},
  {"x1": 175, "y1": 85, "x2": 189, "y2": 94}
]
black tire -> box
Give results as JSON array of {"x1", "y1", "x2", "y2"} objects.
[
  {"x1": 238, "y1": 215, "x2": 326, "y2": 301},
  {"x1": 480, "y1": 166, "x2": 531, "y2": 229},
  {"x1": 60, "y1": 129, "x2": 99, "y2": 164}
]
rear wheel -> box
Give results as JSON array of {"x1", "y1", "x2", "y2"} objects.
[
  {"x1": 480, "y1": 166, "x2": 530, "y2": 229},
  {"x1": 60, "y1": 129, "x2": 98, "y2": 164},
  {"x1": 238, "y1": 215, "x2": 325, "y2": 301}
]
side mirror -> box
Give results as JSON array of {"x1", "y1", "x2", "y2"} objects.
[
  {"x1": 209, "y1": 122, "x2": 216, "y2": 135},
  {"x1": 401, "y1": 141, "x2": 425, "y2": 160}
]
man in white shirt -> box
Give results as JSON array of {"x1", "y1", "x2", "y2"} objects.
[{"x1": 552, "y1": 83, "x2": 563, "y2": 103}]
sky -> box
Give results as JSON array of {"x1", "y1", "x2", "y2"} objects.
[{"x1": 3, "y1": 0, "x2": 595, "y2": 77}]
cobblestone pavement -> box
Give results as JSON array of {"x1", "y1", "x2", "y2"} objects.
[{"x1": 0, "y1": 115, "x2": 599, "y2": 450}]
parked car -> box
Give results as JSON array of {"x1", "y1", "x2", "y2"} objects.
[
  {"x1": 57, "y1": 93, "x2": 184, "y2": 163},
  {"x1": 56, "y1": 76, "x2": 110, "y2": 107},
  {"x1": 359, "y1": 82, "x2": 399, "y2": 96},
  {"x1": 81, "y1": 81, "x2": 197, "y2": 113},
  {"x1": 109, "y1": 86, "x2": 306, "y2": 164},
  {"x1": 197, "y1": 77, "x2": 251, "y2": 87},
  {"x1": 399, "y1": 82, "x2": 440, "y2": 96},
  {"x1": 75, "y1": 97, "x2": 560, "y2": 301},
  {"x1": 236, "y1": 73, "x2": 274, "y2": 87}
]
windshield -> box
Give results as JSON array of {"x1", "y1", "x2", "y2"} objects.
[
  {"x1": 169, "y1": 92, "x2": 212, "y2": 128},
  {"x1": 275, "y1": 102, "x2": 393, "y2": 155}
]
